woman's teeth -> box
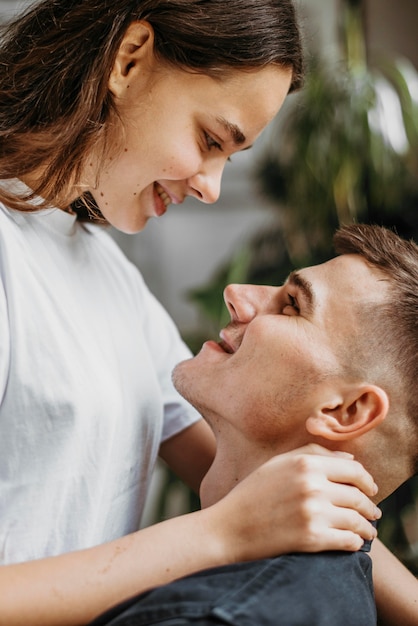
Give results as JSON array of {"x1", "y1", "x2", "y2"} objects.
[{"x1": 155, "y1": 183, "x2": 171, "y2": 207}]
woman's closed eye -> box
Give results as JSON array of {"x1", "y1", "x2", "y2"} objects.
[
  {"x1": 204, "y1": 131, "x2": 222, "y2": 152},
  {"x1": 204, "y1": 131, "x2": 232, "y2": 161}
]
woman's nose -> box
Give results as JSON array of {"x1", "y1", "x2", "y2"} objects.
[{"x1": 187, "y1": 160, "x2": 224, "y2": 204}]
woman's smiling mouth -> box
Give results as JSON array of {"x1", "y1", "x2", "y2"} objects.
[{"x1": 153, "y1": 182, "x2": 172, "y2": 216}]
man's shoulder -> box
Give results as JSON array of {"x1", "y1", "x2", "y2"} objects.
[{"x1": 91, "y1": 552, "x2": 376, "y2": 626}]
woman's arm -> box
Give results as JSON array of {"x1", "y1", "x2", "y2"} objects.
[
  {"x1": 371, "y1": 538, "x2": 418, "y2": 626},
  {"x1": 0, "y1": 439, "x2": 379, "y2": 626}
]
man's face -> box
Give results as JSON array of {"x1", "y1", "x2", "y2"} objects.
[{"x1": 173, "y1": 254, "x2": 389, "y2": 445}]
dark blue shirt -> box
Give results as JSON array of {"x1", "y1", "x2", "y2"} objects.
[{"x1": 90, "y1": 541, "x2": 376, "y2": 626}]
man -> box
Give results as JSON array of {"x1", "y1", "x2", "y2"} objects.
[{"x1": 91, "y1": 223, "x2": 418, "y2": 625}]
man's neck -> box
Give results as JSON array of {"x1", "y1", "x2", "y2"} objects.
[
  {"x1": 199, "y1": 419, "x2": 408, "y2": 509},
  {"x1": 199, "y1": 450, "x2": 260, "y2": 508},
  {"x1": 199, "y1": 432, "x2": 296, "y2": 508}
]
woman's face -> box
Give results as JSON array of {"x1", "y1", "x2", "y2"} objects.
[{"x1": 86, "y1": 34, "x2": 292, "y2": 233}]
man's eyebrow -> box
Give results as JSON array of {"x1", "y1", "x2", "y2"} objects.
[
  {"x1": 286, "y1": 271, "x2": 315, "y2": 315},
  {"x1": 215, "y1": 116, "x2": 247, "y2": 146}
]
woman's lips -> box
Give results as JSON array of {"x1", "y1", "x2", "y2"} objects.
[{"x1": 154, "y1": 182, "x2": 172, "y2": 216}]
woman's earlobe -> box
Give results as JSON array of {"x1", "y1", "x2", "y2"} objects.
[{"x1": 306, "y1": 385, "x2": 389, "y2": 441}]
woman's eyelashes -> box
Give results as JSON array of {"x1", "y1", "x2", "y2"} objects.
[
  {"x1": 204, "y1": 131, "x2": 222, "y2": 152},
  {"x1": 203, "y1": 131, "x2": 232, "y2": 162}
]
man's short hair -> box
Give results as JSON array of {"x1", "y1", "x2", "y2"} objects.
[{"x1": 333, "y1": 223, "x2": 418, "y2": 474}]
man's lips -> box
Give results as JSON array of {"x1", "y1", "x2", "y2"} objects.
[
  {"x1": 203, "y1": 332, "x2": 239, "y2": 355},
  {"x1": 217, "y1": 339, "x2": 234, "y2": 353},
  {"x1": 218, "y1": 329, "x2": 237, "y2": 354}
]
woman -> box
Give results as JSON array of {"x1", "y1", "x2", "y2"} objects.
[{"x1": 0, "y1": 1, "x2": 414, "y2": 625}]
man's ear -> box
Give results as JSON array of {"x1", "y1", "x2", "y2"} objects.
[
  {"x1": 108, "y1": 21, "x2": 155, "y2": 98},
  {"x1": 305, "y1": 385, "x2": 389, "y2": 441}
]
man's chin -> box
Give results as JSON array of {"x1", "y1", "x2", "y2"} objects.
[{"x1": 172, "y1": 360, "x2": 191, "y2": 397}]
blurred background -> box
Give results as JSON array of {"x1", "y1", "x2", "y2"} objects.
[{"x1": 2, "y1": 0, "x2": 418, "y2": 575}]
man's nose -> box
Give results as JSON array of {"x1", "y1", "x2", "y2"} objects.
[
  {"x1": 223, "y1": 284, "x2": 260, "y2": 323},
  {"x1": 187, "y1": 160, "x2": 224, "y2": 204},
  {"x1": 223, "y1": 283, "x2": 278, "y2": 322}
]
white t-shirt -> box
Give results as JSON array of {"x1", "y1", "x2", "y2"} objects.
[{"x1": 0, "y1": 190, "x2": 200, "y2": 564}]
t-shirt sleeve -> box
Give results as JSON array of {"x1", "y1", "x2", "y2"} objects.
[
  {"x1": 136, "y1": 273, "x2": 202, "y2": 442},
  {"x1": 0, "y1": 263, "x2": 10, "y2": 408}
]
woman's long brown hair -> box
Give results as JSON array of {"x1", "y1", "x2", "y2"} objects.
[{"x1": 0, "y1": 0, "x2": 303, "y2": 219}]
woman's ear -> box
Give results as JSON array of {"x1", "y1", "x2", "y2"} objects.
[
  {"x1": 109, "y1": 21, "x2": 155, "y2": 98},
  {"x1": 305, "y1": 385, "x2": 389, "y2": 441}
]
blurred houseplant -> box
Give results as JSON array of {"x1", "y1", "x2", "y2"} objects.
[
  {"x1": 184, "y1": 0, "x2": 418, "y2": 572},
  {"x1": 257, "y1": 0, "x2": 418, "y2": 261}
]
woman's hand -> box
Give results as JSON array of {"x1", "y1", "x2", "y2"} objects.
[
  {"x1": 0, "y1": 444, "x2": 380, "y2": 626},
  {"x1": 207, "y1": 444, "x2": 380, "y2": 563}
]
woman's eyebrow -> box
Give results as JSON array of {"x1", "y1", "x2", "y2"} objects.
[
  {"x1": 286, "y1": 270, "x2": 316, "y2": 315},
  {"x1": 215, "y1": 116, "x2": 246, "y2": 146}
]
